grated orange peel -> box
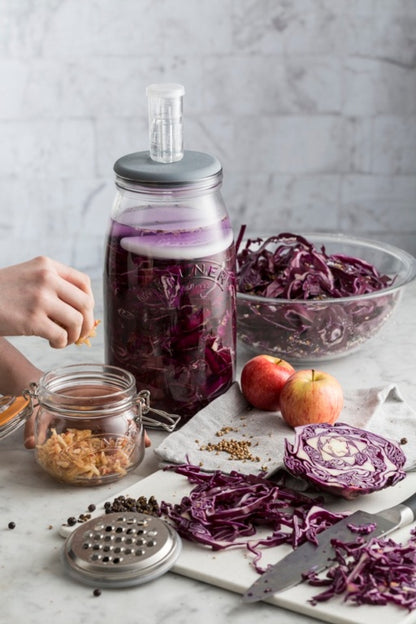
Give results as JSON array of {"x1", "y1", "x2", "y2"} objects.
[{"x1": 75, "y1": 320, "x2": 101, "y2": 347}]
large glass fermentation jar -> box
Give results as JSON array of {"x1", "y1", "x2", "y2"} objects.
[
  {"x1": 104, "y1": 84, "x2": 236, "y2": 424},
  {"x1": 104, "y1": 152, "x2": 236, "y2": 423},
  {"x1": 32, "y1": 364, "x2": 146, "y2": 486}
]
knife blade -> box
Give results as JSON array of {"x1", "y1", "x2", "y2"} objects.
[{"x1": 242, "y1": 490, "x2": 416, "y2": 603}]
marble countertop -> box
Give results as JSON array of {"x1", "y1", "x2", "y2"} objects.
[{"x1": 1, "y1": 280, "x2": 416, "y2": 624}]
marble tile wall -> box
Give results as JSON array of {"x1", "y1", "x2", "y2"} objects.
[{"x1": 0, "y1": 0, "x2": 415, "y2": 277}]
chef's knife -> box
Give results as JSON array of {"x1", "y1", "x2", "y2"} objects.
[{"x1": 242, "y1": 490, "x2": 416, "y2": 603}]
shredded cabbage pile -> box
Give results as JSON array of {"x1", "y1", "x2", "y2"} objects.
[
  {"x1": 153, "y1": 463, "x2": 416, "y2": 611},
  {"x1": 161, "y1": 464, "x2": 346, "y2": 573},
  {"x1": 305, "y1": 530, "x2": 416, "y2": 611}
]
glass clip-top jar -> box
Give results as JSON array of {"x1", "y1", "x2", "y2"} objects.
[{"x1": 0, "y1": 363, "x2": 180, "y2": 487}]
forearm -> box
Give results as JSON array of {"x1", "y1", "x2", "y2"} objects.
[{"x1": 0, "y1": 337, "x2": 43, "y2": 395}]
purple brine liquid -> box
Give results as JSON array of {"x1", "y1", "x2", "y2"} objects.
[{"x1": 104, "y1": 218, "x2": 236, "y2": 423}]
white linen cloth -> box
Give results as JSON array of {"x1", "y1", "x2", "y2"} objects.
[{"x1": 154, "y1": 382, "x2": 416, "y2": 476}]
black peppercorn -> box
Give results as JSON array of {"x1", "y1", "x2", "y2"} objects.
[
  {"x1": 8, "y1": 521, "x2": 16, "y2": 530},
  {"x1": 88, "y1": 504, "x2": 96, "y2": 512},
  {"x1": 104, "y1": 494, "x2": 160, "y2": 516},
  {"x1": 93, "y1": 588, "x2": 102, "y2": 597},
  {"x1": 67, "y1": 517, "x2": 77, "y2": 526}
]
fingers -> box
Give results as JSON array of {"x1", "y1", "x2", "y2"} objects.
[
  {"x1": 0, "y1": 256, "x2": 95, "y2": 347},
  {"x1": 53, "y1": 260, "x2": 93, "y2": 296},
  {"x1": 26, "y1": 301, "x2": 85, "y2": 349},
  {"x1": 29, "y1": 258, "x2": 95, "y2": 347},
  {"x1": 47, "y1": 319, "x2": 79, "y2": 349},
  {"x1": 45, "y1": 294, "x2": 94, "y2": 348},
  {"x1": 52, "y1": 261, "x2": 95, "y2": 343}
]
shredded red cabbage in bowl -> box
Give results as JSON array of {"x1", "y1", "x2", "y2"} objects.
[{"x1": 236, "y1": 229, "x2": 416, "y2": 362}]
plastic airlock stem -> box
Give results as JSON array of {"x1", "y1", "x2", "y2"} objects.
[{"x1": 146, "y1": 83, "x2": 185, "y2": 163}]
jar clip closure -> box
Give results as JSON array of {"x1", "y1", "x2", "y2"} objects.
[{"x1": 136, "y1": 389, "x2": 181, "y2": 432}]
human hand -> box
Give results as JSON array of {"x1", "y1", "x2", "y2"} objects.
[{"x1": 0, "y1": 257, "x2": 95, "y2": 348}]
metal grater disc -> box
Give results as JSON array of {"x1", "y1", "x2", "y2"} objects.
[{"x1": 62, "y1": 512, "x2": 182, "y2": 588}]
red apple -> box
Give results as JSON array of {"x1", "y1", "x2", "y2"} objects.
[
  {"x1": 279, "y1": 369, "x2": 343, "y2": 428},
  {"x1": 240, "y1": 355, "x2": 295, "y2": 411}
]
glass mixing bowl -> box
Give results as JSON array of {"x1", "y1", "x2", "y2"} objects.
[{"x1": 236, "y1": 233, "x2": 416, "y2": 363}]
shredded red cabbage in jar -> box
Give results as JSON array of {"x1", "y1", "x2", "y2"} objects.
[
  {"x1": 104, "y1": 220, "x2": 236, "y2": 422},
  {"x1": 284, "y1": 422, "x2": 406, "y2": 500},
  {"x1": 161, "y1": 464, "x2": 346, "y2": 573},
  {"x1": 304, "y1": 529, "x2": 416, "y2": 611},
  {"x1": 235, "y1": 227, "x2": 398, "y2": 360}
]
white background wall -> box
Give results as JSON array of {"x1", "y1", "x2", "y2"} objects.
[{"x1": 1, "y1": 0, "x2": 415, "y2": 278}]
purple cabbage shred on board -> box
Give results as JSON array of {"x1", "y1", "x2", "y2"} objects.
[
  {"x1": 346, "y1": 521, "x2": 377, "y2": 535},
  {"x1": 235, "y1": 226, "x2": 397, "y2": 358},
  {"x1": 304, "y1": 529, "x2": 416, "y2": 611},
  {"x1": 160, "y1": 463, "x2": 346, "y2": 573}
]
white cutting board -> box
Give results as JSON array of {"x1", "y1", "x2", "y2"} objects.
[{"x1": 60, "y1": 468, "x2": 416, "y2": 624}]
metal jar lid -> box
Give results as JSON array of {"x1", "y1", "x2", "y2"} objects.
[{"x1": 62, "y1": 512, "x2": 181, "y2": 588}]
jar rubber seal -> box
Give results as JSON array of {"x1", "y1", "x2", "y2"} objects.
[{"x1": 0, "y1": 394, "x2": 32, "y2": 439}]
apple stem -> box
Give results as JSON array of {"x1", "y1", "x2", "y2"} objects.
[{"x1": 311, "y1": 369, "x2": 316, "y2": 382}]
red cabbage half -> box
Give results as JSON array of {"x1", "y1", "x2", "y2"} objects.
[{"x1": 284, "y1": 422, "x2": 406, "y2": 499}]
